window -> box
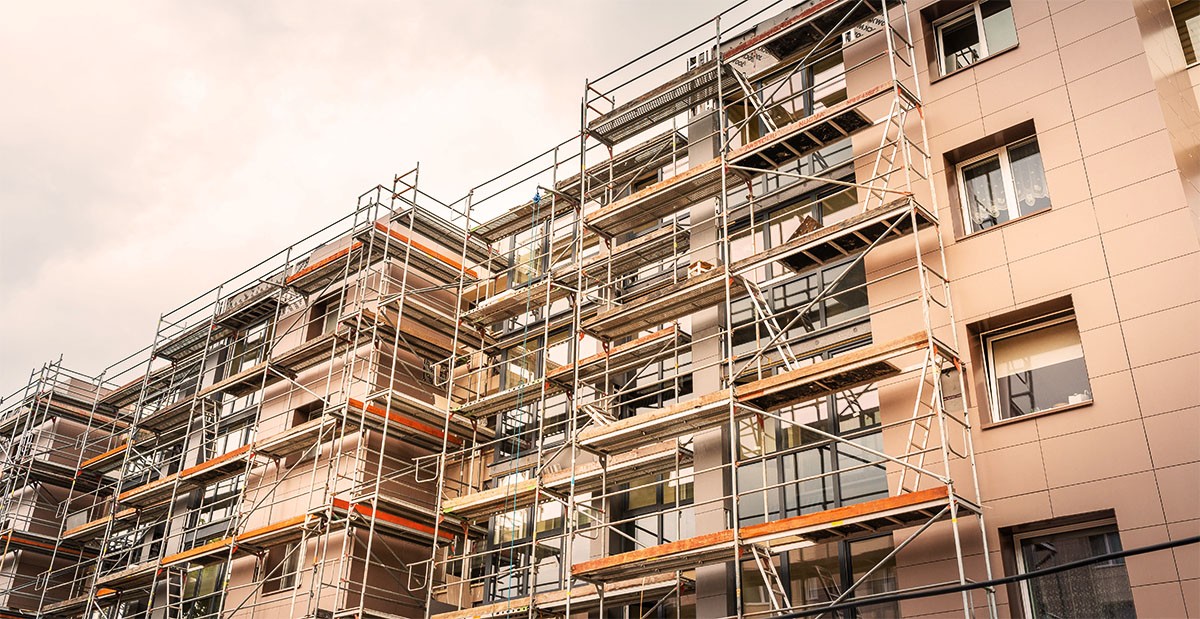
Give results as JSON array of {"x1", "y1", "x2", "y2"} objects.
[
  {"x1": 935, "y1": 0, "x2": 1018, "y2": 74},
  {"x1": 182, "y1": 562, "x2": 225, "y2": 617},
  {"x1": 742, "y1": 535, "x2": 898, "y2": 617},
  {"x1": 1015, "y1": 521, "x2": 1135, "y2": 618},
  {"x1": 262, "y1": 541, "x2": 301, "y2": 593},
  {"x1": 307, "y1": 296, "x2": 340, "y2": 340},
  {"x1": 1173, "y1": 0, "x2": 1199, "y2": 65},
  {"x1": 983, "y1": 312, "x2": 1091, "y2": 422},
  {"x1": 958, "y1": 136, "x2": 1050, "y2": 233}
]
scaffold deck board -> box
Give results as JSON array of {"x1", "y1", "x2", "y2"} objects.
[
  {"x1": 16, "y1": 457, "x2": 100, "y2": 491},
  {"x1": 98, "y1": 357, "x2": 203, "y2": 409},
  {"x1": 25, "y1": 391, "x2": 127, "y2": 430},
  {"x1": 331, "y1": 498, "x2": 457, "y2": 545},
  {"x1": 60, "y1": 501, "x2": 169, "y2": 543},
  {"x1": 385, "y1": 291, "x2": 494, "y2": 351},
  {"x1": 473, "y1": 130, "x2": 688, "y2": 243},
  {"x1": 585, "y1": 156, "x2": 723, "y2": 238},
  {"x1": 473, "y1": 191, "x2": 579, "y2": 247},
  {"x1": 213, "y1": 285, "x2": 293, "y2": 331},
  {"x1": 452, "y1": 380, "x2": 566, "y2": 419},
  {"x1": 432, "y1": 573, "x2": 691, "y2": 619},
  {"x1": 254, "y1": 415, "x2": 339, "y2": 459},
  {"x1": 727, "y1": 83, "x2": 883, "y2": 173},
  {"x1": 574, "y1": 487, "x2": 968, "y2": 582},
  {"x1": 118, "y1": 445, "x2": 252, "y2": 507},
  {"x1": 42, "y1": 588, "x2": 117, "y2": 615},
  {"x1": 726, "y1": 0, "x2": 881, "y2": 72},
  {"x1": 490, "y1": 301, "x2": 600, "y2": 352},
  {"x1": 286, "y1": 241, "x2": 364, "y2": 296},
  {"x1": 360, "y1": 306, "x2": 462, "y2": 360},
  {"x1": 161, "y1": 538, "x2": 232, "y2": 568},
  {"x1": 586, "y1": 82, "x2": 887, "y2": 238},
  {"x1": 345, "y1": 398, "x2": 465, "y2": 450},
  {"x1": 464, "y1": 280, "x2": 572, "y2": 326},
  {"x1": 355, "y1": 492, "x2": 482, "y2": 538},
  {"x1": 0, "y1": 529, "x2": 92, "y2": 559},
  {"x1": 230, "y1": 513, "x2": 314, "y2": 551},
  {"x1": 577, "y1": 393, "x2": 733, "y2": 453},
  {"x1": 582, "y1": 269, "x2": 748, "y2": 340},
  {"x1": 93, "y1": 560, "x2": 158, "y2": 589},
  {"x1": 737, "y1": 332, "x2": 926, "y2": 411},
  {"x1": 161, "y1": 514, "x2": 315, "y2": 568},
  {"x1": 79, "y1": 442, "x2": 128, "y2": 473},
  {"x1": 547, "y1": 326, "x2": 688, "y2": 386},
  {"x1": 588, "y1": 59, "x2": 730, "y2": 147},
  {"x1": 578, "y1": 333, "x2": 930, "y2": 452},
  {"x1": 357, "y1": 221, "x2": 478, "y2": 283},
  {"x1": 270, "y1": 330, "x2": 347, "y2": 375},
  {"x1": 562, "y1": 224, "x2": 690, "y2": 287},
  {"x1": 370, "y1": 389, "x2": 493, "y2": 441},
  {"x1": 733, "y1": 198, "x2": 937, "y2": 276},
  {"x1": 155, "y1": 320, "x2": 230, "y2": 363},
  {"x1": 136, "y1": 396, "x2": 202, "y2": 432},
  {"x1": 195, "y1": 361, "x2": 292, "y2": 401},
  {"x1": 442, "y1": 440, "x2": 690, "y2": 521}
]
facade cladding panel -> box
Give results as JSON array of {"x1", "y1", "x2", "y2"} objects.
[{"x1": 0, "y1": 1, "x2": 1197, "y2": 619}]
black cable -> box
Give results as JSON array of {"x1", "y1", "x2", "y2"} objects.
[{"x1": 773, "y1": 534, "x2": 1200, "y2": 618}]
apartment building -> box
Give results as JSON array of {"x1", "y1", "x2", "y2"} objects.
[{"x1": 1, "y1": 0, "x2": 1197, "y2": 618}]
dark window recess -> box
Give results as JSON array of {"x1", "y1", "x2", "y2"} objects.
[{"x1": 1017, "y1": 523, "x2": 1136, "y2": 618}]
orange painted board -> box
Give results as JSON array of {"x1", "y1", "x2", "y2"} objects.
[
  {"x1": 374, "y1": 222, "x2": 478, "y2": 279},
  {"x1": 286, "y1": 242, "x2": 364, "y2": 284},
  {"x1": 347, "y1": 398, "x2": 463, "y2": 447},
  {"x1": 80, "y1": 442, "x2": 128, "y2": 469},
  {"x1": 331, "y1": 498, "x2": 455, "y2": 541}
]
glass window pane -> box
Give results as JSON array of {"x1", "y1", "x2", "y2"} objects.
[
  {"x1": 823, "y1": 261, "x2": 869, "y2": 325},
  {"x1": 819, "y1": 188, "x2": 857, "y2": 226},
  {"x1": 838, "y1": 432, "x2": 888, "y2": 505},
  {"x1": 812, "y1": 48, "x2": 848, "y2": 112},
  {"x1": 788, "y1": 542, "x2": 842, "y2": 608},
  {"x1": 981, "y1": 0, "x2": 1018, "y2": 54},
  {"x1": 627, "y1": 475, "x2": 658, "y2": 511},
  {"x1": 1008, "y1": 139, "x2": 1051, "y2": 217},
  {"x1": 1021, "y1": 525, "x2": 1136, "y2": 618},
  {"x1": 940, "y1": 14, "x2": 982, "y2": 72},
  {"x1": 1172, "y1": 0, "x2": 1199, "y2": 65},
  {"x1": 849, "y1": 536, "x2": 900, "y2": 618},
  {"x1": 962, "y1": 155, "x2": 1009, "y2": 230},
  {"x1": 991, "y1": 319, "x2": 1092, "y2": 419},
  {"x1": 770, "y1": 200, "x2": 816, "y2": 247}
]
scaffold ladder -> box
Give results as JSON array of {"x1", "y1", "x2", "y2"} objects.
[
  {"x1": 897, "y1": 354, "x2": 952, "y2": 494},
  {"x1": 749, "y1": 544, "x2": 792, "y2": 613},
  {"x1": 165, "y1": 565, "x2": 187, "y2": 619},
  {"x1": 743, "y1": 279, "x2": 800, "y2": 371},
  {"x1": 729, "y1": 66, "x2": 779, "y2": 134}
]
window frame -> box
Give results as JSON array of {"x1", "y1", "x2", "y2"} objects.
[
  {"x1": 261, "y1": 541, "x2": 302, "y2": 594},
  {"x1": 956, "y1": 136, "x2": 1049, "y2": 234},
  {"x1": 933, "y1": 0, "x2": 1017, "y2": 76},
  {"x1": 1171, "y1": 0, "x2": 1199, "y2": 67},
  {"x1": 981, "y1": 310, "x2": 1092, "y2": 423},
  {"x1": 1012, "y1": 518, "x2": 1133, "y2": 619}
]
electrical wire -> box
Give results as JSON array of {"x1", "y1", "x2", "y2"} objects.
[{"x1": 773, "y1": 534, "x2": 1200, "y2": 618}]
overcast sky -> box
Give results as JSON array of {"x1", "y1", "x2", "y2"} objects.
[{"x1": 0, "y1": 1, "x2": 754, "y2": 399}]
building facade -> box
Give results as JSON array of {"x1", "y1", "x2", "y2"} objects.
[{"x1": 1, "y1": 0, "x2": 1197, "y2": 618}]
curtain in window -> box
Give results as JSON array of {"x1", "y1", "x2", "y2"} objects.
[
  {"x1": 1009, "y1": 140, "x2": 1050, "y2": 213},
  {"x1": 962, "y1": 156, "x2": 1007, "y2": 227}
]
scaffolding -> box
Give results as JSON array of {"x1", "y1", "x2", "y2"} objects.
[
  {"x1": 424, "y1": 1, "x2": 996, "y2": 618},
  {"x1": 0, "y1": 2, "x2": 1001, "y2": 619}
]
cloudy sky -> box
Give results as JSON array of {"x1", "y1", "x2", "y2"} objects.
[{"x1": 0, "y1": 1, "x2": 758, "y2": 398}]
